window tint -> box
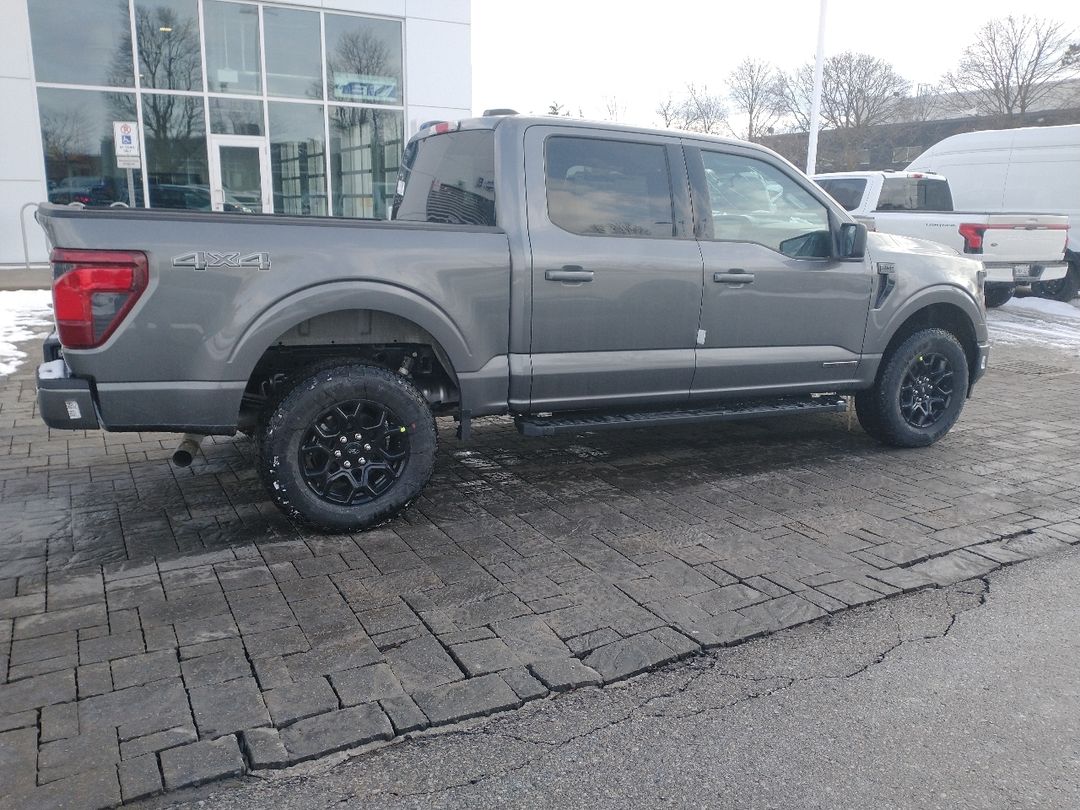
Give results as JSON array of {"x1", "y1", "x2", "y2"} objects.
[
  {"x1": 392, "y1": 130, "x2": 495, "y2": 226},
  {"x1": 701, "y1": 151, "x2": 831, "y2": 258},
  {"x1": 816, "y1": 177, "x2": 866, "y2": 212},
  {"x1": 545, "y1": 137, "x2": 674, "y2": 237},
  {"x1": 877, "y1": 177, "x2": 953, "y2": 211}
]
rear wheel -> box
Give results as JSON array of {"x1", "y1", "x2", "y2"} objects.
[
  {"x1": 258, "y1": 363, "x2": 436, "y2": 532},
  {"x1": 1033, "y1": 263, "x2": 1079, "y2": 303},
  {"x1": 856, "y1": 328, "x2": 969, "y2": 448},
  {"x1": 983, "y1": 285, "x2": 1014, "y2": 308}
]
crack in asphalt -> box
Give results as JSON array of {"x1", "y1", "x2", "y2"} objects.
[{"x1": 372, "y1": 576, "x2": 994, "y2": 803}]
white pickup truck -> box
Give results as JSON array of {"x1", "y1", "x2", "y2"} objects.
[{"x1": 814, "y1": 171, "x2": 1069, "y2": 307}]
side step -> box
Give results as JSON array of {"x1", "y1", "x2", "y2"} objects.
[{"x1": 515, "y1": 395, "x2": 848, "y2": 437}]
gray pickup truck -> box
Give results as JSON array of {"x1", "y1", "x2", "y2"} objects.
[{"x1": 35, "y1": 115, "x2": 990, "y2": 532}]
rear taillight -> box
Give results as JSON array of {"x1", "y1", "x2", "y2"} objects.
[
  {"x1": 51, "y1": 248, "x2": 148, "y2": 349},
  {"x1": 958, "y1": 223, "x2": 986, "y2": 254}
]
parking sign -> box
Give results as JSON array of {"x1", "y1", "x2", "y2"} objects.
[{"x1": 113, "y1": 121, "x2": 140, "y2": 169}]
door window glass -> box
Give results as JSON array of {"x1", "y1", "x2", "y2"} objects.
[
  {"x1": 218, "y1": 146, "x2": 264, "y2": 213},
  {"x1": 265, "y1": 7, "x2": 323, "y2": 99},
  {"x1": 28, "y1": 0, "x2": 134, "y2": 87},
  {"x1": 816, "y1": 177, "x2": 866, "y2": 212},
  {"x1": 133, "y1": 0, "x2": 202, "y2": 91},
  {"x1": 270, "y1": 102, "x2": 328, "y2": 216},
  {"x1": 325, "y1": 14, "x2": 403, "y2": 105},
  {"x1": 209, "y1": 98, "x2": 264, "y2": 135},
  {"x1": 393, "y1": 131, "x2": 496, "y2": 226},
  {"x1": 204, "y1": 0, "x2": 261, "y2": 95},
  {"x1": 545, "y1": 137, "x2": 674, "y2": 238},
  {"x1": 702, "y1": 151, "x2": 831, "y2": 258}
]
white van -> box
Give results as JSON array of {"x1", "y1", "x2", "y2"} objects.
[{"x1": 907, "y1": 124, "x2": 1079, "y2": 301}]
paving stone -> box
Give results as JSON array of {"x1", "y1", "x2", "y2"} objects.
[
  {"x1": 9, "y1": 630, "x2": 76, "y2": 665},
  {"x1": 330, "y1": 663, "x2": 404, "y2": 707},
  {"x1": 0, "y1": 668, "x2": 75, "y2": 713},
  {"x1": 279, "y1": 704, "x2": 393, "y2": 761},
  {"x1": 161, "y1": 734, "x2": 246, "y2": 790},
  {"x1": 264, "y1": 678, "x2": 339, "y2": 726},
  {"x1": 737, "y1": 594, "x2": 828, "y2": 633},
  {"x1": 242, "y1": 625, "x2": 309, "y2": 659},
  {"x1": 119, "y1": 753, "x2": 163, "y2": 802},
  {"x1": 38, "y1": 728, "x2": 120, "y2": 784},
  {"x1": 241, "y1": 727, "x2": 290, "y2": 769},
  {"x1": 907, "y1": 549, "x2": 1000, "y2": 586},
  {"x1": 12, "y1": 603, "x2": 107, "y2": 640},
  {"x1": 492, "y1": 615, "x2": 571, "y2": 663},
  {"x1": 380, "y1": 694, "x2": 430, "y2": 735},
  {"x1": 78, "y1": 630, "x2": 144, "y2": 665},
  {"x1": 174, "y1": 614, "x2": 239, "y2": 646},
  {"x1": 121, "y1": 724, "x2": 198, "y2": 759},
  {"x1": 689, "y1": 583, "x2": 769, "y2": 616},
  {"x1": 529, "y1": 657, "x2": 602, "y2": 692},
  {"x1": 7, "y1": 653, "x2": 78, "y2": 681},
  {"x1": 189, "y1": 678, "x2": 270, "y2": 738},
  {"x1": 500, "y1": 666, "x2": 549, "y2": 701},
  {"x1": 0, "y1": 710, "x2": 37, "y2": 733},
  {"x1": 451, "y1": 638, "x2": 523, "y2": 677},
  {"x1": 867, "y1": 566, "x2": 935, "y2": 592},
  {"x1": 800, "y1": 588, "x2": 849, "y2": 614},
  {"x1": 14, "y1": 762, "x2": 121, "y2": 810},
  {"x1": 0, "y1": 726, "x2": 38, "y2": 793},
  {"x1": 581, "y1": 627, "x2": 694, "y2": 683},
  {"x1": 356, "y1": 602, "x2": 419, "y2": 636},
  {"x1": 413, "y1": 673, "x2": 521, "y2": 726},
  {"x1": 0, "y1": 593, "x2": 44, "y2": 620},
  {"x1": 111, "y1": 649, "x2": 180, "y2": 689},
  {"x1": 78, "y1": 678, "x2": 189, "y2": 737},
  {"x1": 76, "y1": 663, "x2": 112, "y2": 698},
  {"x1": 284, "y1": 634, "x2": 381, "y2": 681},
  {"x1": 181, "y1": 650, "x2": 252, "y2": 687},
  {"x1": 815, "y1": 579, "x2": 886, "y2": 607},
  {"x1": 383, "y1": 635, "x2": 464, "y2": 692},
  {"x1": 252, "y1": 656, "x2": 292, "y2": 690},
  {"x1": 40, "y1": 701, "x2": 79, "y2": 742},
  {"x1": 968, "y1": 541, "x2": 1033, "y2": 565}
]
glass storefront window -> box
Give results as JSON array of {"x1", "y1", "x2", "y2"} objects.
[
  {"x1": 270, "y1": 103, "x2": 328, "y2": 216},
  {"x1": 28, "y1": 0, "x2": 134, "y2": 87},
  {"x1": 204, "y1": 0, "x2": 261, "y2": 95},
  {"x1": 325, "y1": 14, "x2": 403, "y2": 106},
  {"x1": 37, "y1": 88, "x2": 142, "y2": 207},
  {"x1": 264, "y1": 8, "x2": 323, "y2": 99},
  {"x1": 210, "y1": 98, "x2": 264, "y2": 135},
  {"x1": 141, "y1": 93, "x2": 210, "y2": 210},
  {"x1": 330, "y1": 107, "x2": 403, "y2": 219},
  {"x1": 133, "y1": 0, "x2": 203, "y2": 91}
]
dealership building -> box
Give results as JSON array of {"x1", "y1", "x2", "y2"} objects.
[{"x1": 0, "y1": 0, "x2": 472, "y2": 267}]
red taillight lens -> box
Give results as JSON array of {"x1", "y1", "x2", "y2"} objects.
[
  {"x1": 51, "y1": 249, "x2": 148, "y2": 349},
  {"x1": 958, "y1": 223, "x2": 986, "y2": 254}
]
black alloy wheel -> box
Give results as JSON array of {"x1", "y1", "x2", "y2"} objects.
[
  {"x1": 898, "y1": 352, "x2": 953, "y2": 429},
  {"x1": 299, "y1": 400, "x2": 410, "y2": 505}
]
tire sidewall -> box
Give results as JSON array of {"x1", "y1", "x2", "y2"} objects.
[
  {"x1": 874, "y1": 330, "x2": 969, "y2": 448},
  {"x1": 260, "y1": 365, "x2": 436, "y2": 532}
]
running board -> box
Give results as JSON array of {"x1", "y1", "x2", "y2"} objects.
[{"x1": 515, "y1": 395, "x2": 848, "y2": 437}]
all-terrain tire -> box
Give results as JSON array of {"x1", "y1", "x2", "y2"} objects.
[
  {"x1": 1033, "y1": 263, "x2": 1079, "y2": 303},
  {"x1": 855, "y1": 328, "x2": 969, "y2": 448},
  {"x1": 258, "y1": 363, "x2": 437, "y2": 533},
  {"x1": 983, "y1": 285, "x2": 1014, "y2": 308}
]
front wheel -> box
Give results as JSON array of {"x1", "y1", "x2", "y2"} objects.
[
  {"x1": 258, "y1": 363, "x2": 437, "y2": 533},
  {"x1": 983, "y1": 284, "x2": 1014, "y2": 308},
  {"x1": 856, "y1": 328, "x2": 969, "y2": 448}
]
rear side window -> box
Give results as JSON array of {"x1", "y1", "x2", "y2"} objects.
[
  {"x1": 877, "y1": 177, "x2": 953, "y2": 211},
  {"x1": 545, "y1": 136, "x2": 675, "y2": 237},
  {"x1": 817, "y1": 178, "x2": 866, "y2": 212},
  {"x1": 392, "y1": 130, "x2": 496, "y2": 226}
]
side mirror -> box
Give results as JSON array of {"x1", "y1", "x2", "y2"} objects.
[{"x1": 838, "y1": 222, "x2": 867, "y2": 259}]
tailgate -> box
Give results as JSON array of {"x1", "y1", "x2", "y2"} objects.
[{"x1": 977, "y1": 214, "x2": 1069, "y2": 263}]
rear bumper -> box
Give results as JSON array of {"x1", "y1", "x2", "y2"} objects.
[
  {"x1": 37, "y1": 358, "x2": 100, "y2": 430},
  {"x1": 983, "y1": 262, "x2": 1068, "y2": 285}
]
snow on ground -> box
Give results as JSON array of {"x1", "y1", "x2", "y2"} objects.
[
  {"x1": 0, "y1": 290, "x2": 53, "y2": 376},
  {"x1": 987, "y1": 295, "x2": 1080, "y2": 356}
]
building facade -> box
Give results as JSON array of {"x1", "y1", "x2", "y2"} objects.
[{"x1": 1, "y1": 0, "x2": 472, "y2": 266}]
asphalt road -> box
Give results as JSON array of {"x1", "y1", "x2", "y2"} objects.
[{"x1": 151, "y1": 546, "x2": 1080, "y2": 810}]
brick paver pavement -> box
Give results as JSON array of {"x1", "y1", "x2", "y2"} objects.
[{"x1": 1, "y1": 336, "x2": 1079, "y2": 807}]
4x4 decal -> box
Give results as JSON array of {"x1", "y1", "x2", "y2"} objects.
[{"x1": 172, "y1": 251, "x2": 271, "y2": 271}]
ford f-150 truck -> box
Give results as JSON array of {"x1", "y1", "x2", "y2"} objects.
[
  {"x1": 35, "y1": 116, "x2": 990, "y2": 532},
  {"x1": 814, "y1": 170, "x2": 1069, "y2": 308}
]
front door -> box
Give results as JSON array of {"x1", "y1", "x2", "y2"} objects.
[
  {"x1": 522, "y1": 126, "x2": 703, "y2": 411},
  {"x1": 686, "y1": 145, "x2": 873, "y2": 399},
  {"x1": 208, "y1": 135, "x2": 272, "y2": 213}
]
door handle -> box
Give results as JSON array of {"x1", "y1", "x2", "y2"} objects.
[
  {"x1": 713, "y1": 269, "x2": 755, "y2": 284},
  {"x1": 545, "y1": 266, "x2": 594, "y2": 283}
]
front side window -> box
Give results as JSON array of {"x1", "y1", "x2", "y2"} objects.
[
  {"x1": 702, "y1": 151, "x2": 831, "y2": 258},
  {"x1": 877, "y1": 177, "x2": 953, "y2": 211},
  {"x1": 546, "y1": 137, "x2": 674, "y2": 238},
  {"x1": 816, "y1": 177, "x2": 866, "y2": 212},
  {"x1": 393, "y1": 131, "x2": 495, "y2": 226}
]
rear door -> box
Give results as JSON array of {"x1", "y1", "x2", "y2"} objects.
[
  {"x1": 523, "y1": 125, "x2": 702, "y2": 411},
  {"x1": 687, "y1": 144, "x2": 873, "y2": 399}
]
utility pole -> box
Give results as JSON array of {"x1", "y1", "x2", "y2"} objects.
[{"x1": 806, "y1": 0, "x2": 828, "y2": 174}]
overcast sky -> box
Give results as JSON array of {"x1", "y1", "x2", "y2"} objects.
[{"x1": 471, "y1": 0, "x2": 1080, "y2": 127}]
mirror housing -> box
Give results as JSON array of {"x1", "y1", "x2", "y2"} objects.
[{"x1": 838, "y1": 222, "x2": 867, "y2": 260}]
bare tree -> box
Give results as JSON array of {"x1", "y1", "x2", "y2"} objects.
[
  {"x1": 655, "y1": 94, "x2": 680, "y2": 128},
  {"x1": 941, "y1": 16, "x2": 1078, "y2": 119},
  {"x1": 602, "y1": 95, "x2": 625, "y2": 122},
  {"x1": 727, "y1": 58, "x2": 782, "y2": 141},
  {"x1": 547, "y1": 102, "x2": 570, "y2": 116},
  {"x1": 775, "y1": 51, "x2": 909, "y2": 168},
  {"x1": 656, "y1": 85, "x2": 727, "y2": 133}
]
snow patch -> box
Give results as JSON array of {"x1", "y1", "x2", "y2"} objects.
[
  {"x1": 988, "y1": 295, "x2": 1080, "y2": 356},
  {"x1": 1000, "y1": 296, "x2": 1080, "y2": 320},
  {"x1": 0, "y1": 290, "x2": 53, "y2": 376}
]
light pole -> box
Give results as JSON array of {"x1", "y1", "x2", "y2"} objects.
[{"x1": 806, "y1": 0, "x2": 828, "y2": 174}]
